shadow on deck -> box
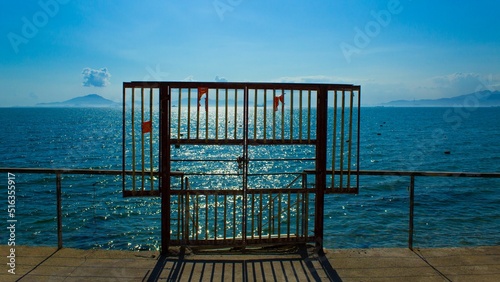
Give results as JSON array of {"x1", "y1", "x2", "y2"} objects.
[{"x1": 148, "y1": 244, "x2": 341, "y2": 281}]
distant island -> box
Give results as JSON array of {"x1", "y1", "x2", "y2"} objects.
[
  {"x1": 383, "y1": 90, "x2": 500, "y2": 107},
  {"x1": 37, "y1": 94, "x2": 119, "y2": 108}
]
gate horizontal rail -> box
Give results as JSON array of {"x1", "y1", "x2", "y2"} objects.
[
  {"x1": 1, "y1": 167, "x2": 499, "y2": 250},
  {"x1": 172, "y1": 188, "x2": 312, "y2": 195}
]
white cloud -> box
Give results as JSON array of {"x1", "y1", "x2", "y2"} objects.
[
  {"x1": 82, "y1": 67, "x2": 111, "y2": 87},
  {"x1": 361, "y1": 73, "x2": 500, "y2": 105},
  {"x1": 422, "y1": 72, "x2": 500, "y2": 98},
  {"x1": 183, "y1": 75, "x2": 195, "y2": 81},
  {"x1": 29, "y1": 92, "x2": 38, "y2": 100},
  {"x1": 215, "y1": 75, "x2": 227, "y2": 82},
  {"x1": 273, "y1": 75, "x2": 356, "y2": 84}
]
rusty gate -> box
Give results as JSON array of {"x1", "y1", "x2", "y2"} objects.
[{"x1": 122, "y1": 81, "x2": 360, "y2": 253}]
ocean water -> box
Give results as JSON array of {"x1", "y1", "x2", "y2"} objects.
[{"x1": 0, "y1": 107, "x2": 499, "y2": 250}]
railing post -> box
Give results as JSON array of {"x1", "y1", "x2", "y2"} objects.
[
  {"x1": 409, "y1": 175, "x2": 415, "y2": 250},
  {"x1": 242, "y1": 86, "x2": 249, "y2": 246},
  {"x1": 160, "y1": 84, "x2": 171, "y2": 255},
  {"x1": 314, "y1": 86, "x2": 328, "y2": 252},
  {"x1": 56, "y1": 173, "x2": 62, "y2": 249}
]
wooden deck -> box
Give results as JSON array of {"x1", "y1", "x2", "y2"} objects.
[{"x1": 2, "y1": 245, "x2": 499, "y2": 281}]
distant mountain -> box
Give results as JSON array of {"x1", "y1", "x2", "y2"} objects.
[
  {"x1": 37, "y1": 94, "x2": 119, "y2": 108},
  {"x1": 383, "y1": 90, "x2": 500, "y2": 107}
]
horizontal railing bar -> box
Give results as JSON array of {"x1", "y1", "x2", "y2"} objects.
[
  {"x1": 125, "y1": 81, "x2": 360, "y2": 91},
  {"x1": 171, "y1": 188, "x2": 313, "y2": 195},
  {"x1": 0, "y1": 168, "x2": 184, "y2": 177},
  {"x1": 357, "y1": 170, "x2": 500, "y2": 178},
  {"x1": 251, "y1": 158, "x2": 316, "y2": 162},
  {"x1": 172, "y1": 159, "x2": 237, "y2": 162},
  {"x1": 181, "y1": 173, "x2": 241, "y2": 176},
  {"x1": 305, "y1": 169, "x2": 500, "y2": 178},
  {"x1": 171, "y1": 139, "x2": 317, "y2": 145},
  {"x1": 171, "y1": 158, "x2": 316, "y2": 162},
  {"x1": 179, "y1": 172, "x2": 303, "y2": 177},
  {"x1": 3, "y1": 167, "x2": 499, "y2": 179},
  {"x1": 248, "y1": 172, "x2": 304, "y2": 176},
  {"x1": 168, "y1": 236, "x2": 314, "y2": 246}
]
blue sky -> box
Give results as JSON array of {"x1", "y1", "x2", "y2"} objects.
[{"x1": 1, "y1": 0, "x2": 499, "y2": 106}]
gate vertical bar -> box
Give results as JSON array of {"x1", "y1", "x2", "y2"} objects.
[
  {"x1": 263, "y1": 90, "x2": 267, "y2": 142},
  {"x1": 122, "y1": 84, "x2": 126, "y2": 194},
  {"x1": 215, "y1": 89, "x2": 219, "y2": 140},
  {"x1": 339, "y1": 90, "x2": 345, "y2": 188},
  {"x1": 141, "y1": 88, "x2": 145, "y2": 191},
  {"x1": 205, "y1": 89, "x2": 209, "y2": 140},
  {"x1": 307, "y1": 90, "x2": 312, "y2": 142},
  {"x1": 149, "y1": 88, "x2": 154, "y2": 191},
  {"x1": 281, "y1": 90, "x2": 285, "y2": 141},
  {"x1": 347, "y1": 90, "x2": 354, "y2": 188},
  {"x1": 187, "y1": 88, "x2": 191, "y2": 139},
  {"x1": 234, "y1": 89, "x2": 238, "y2": 139},
  {"x1": 242, "y1": 86, "x2": 249, "y2": 246},
  {"x1": 357, "y1": 87, "x2": 361, "y2": 189},
  {"x1": 315, "y1": 85, "x2": 328, "y2": 251},
  {"x1": 289, "y1": 90, "x2": 293, "y2": 141},
  {"x1": 161, "y1": 83, "x2": 171, "y2": 255},
  {"x1": 331, "y1": 91, "x2": 337, "y2": 189},
  {"x1": 253, "y1": 89, "x2": 257, "y2": 141},
  {"x1": 225, "y1": 90, "x2": 229, "y2": 140},
  {"x1": 299, "y1": 90, "x2": 303, "y2": 141},
  {"x1": 131, "y1": 89, "x2": 136, "y2": 192},
  {"x1": 177, "y1": 88, "x2": 181, "y2": 141}
]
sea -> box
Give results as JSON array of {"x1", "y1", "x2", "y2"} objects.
[{"x1": 0, "y1": 106, "x2": 499, "y2": 251}]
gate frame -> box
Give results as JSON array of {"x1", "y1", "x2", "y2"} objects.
[{"x1": 123, "y1": 81, "x2": 361, "y2": 254}]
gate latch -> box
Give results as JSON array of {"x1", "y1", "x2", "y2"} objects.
[{"x1": 236, "y1": 156, "x2": 248, "y2": 169}]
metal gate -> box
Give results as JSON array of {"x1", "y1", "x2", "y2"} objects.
[{"x1": 122, "y1": 81, "x2": 360, "y2": 252}]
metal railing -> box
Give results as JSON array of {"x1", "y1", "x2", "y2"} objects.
[
  {"x1": 307, "y1": 169, "x2": 500, "y2": 249},
  {"x1": 1, "y1": 167, "x2": 499, "y2": 250},
  {"x1": 0, "y1": 167, "x2": 174, "y2": 249}
]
